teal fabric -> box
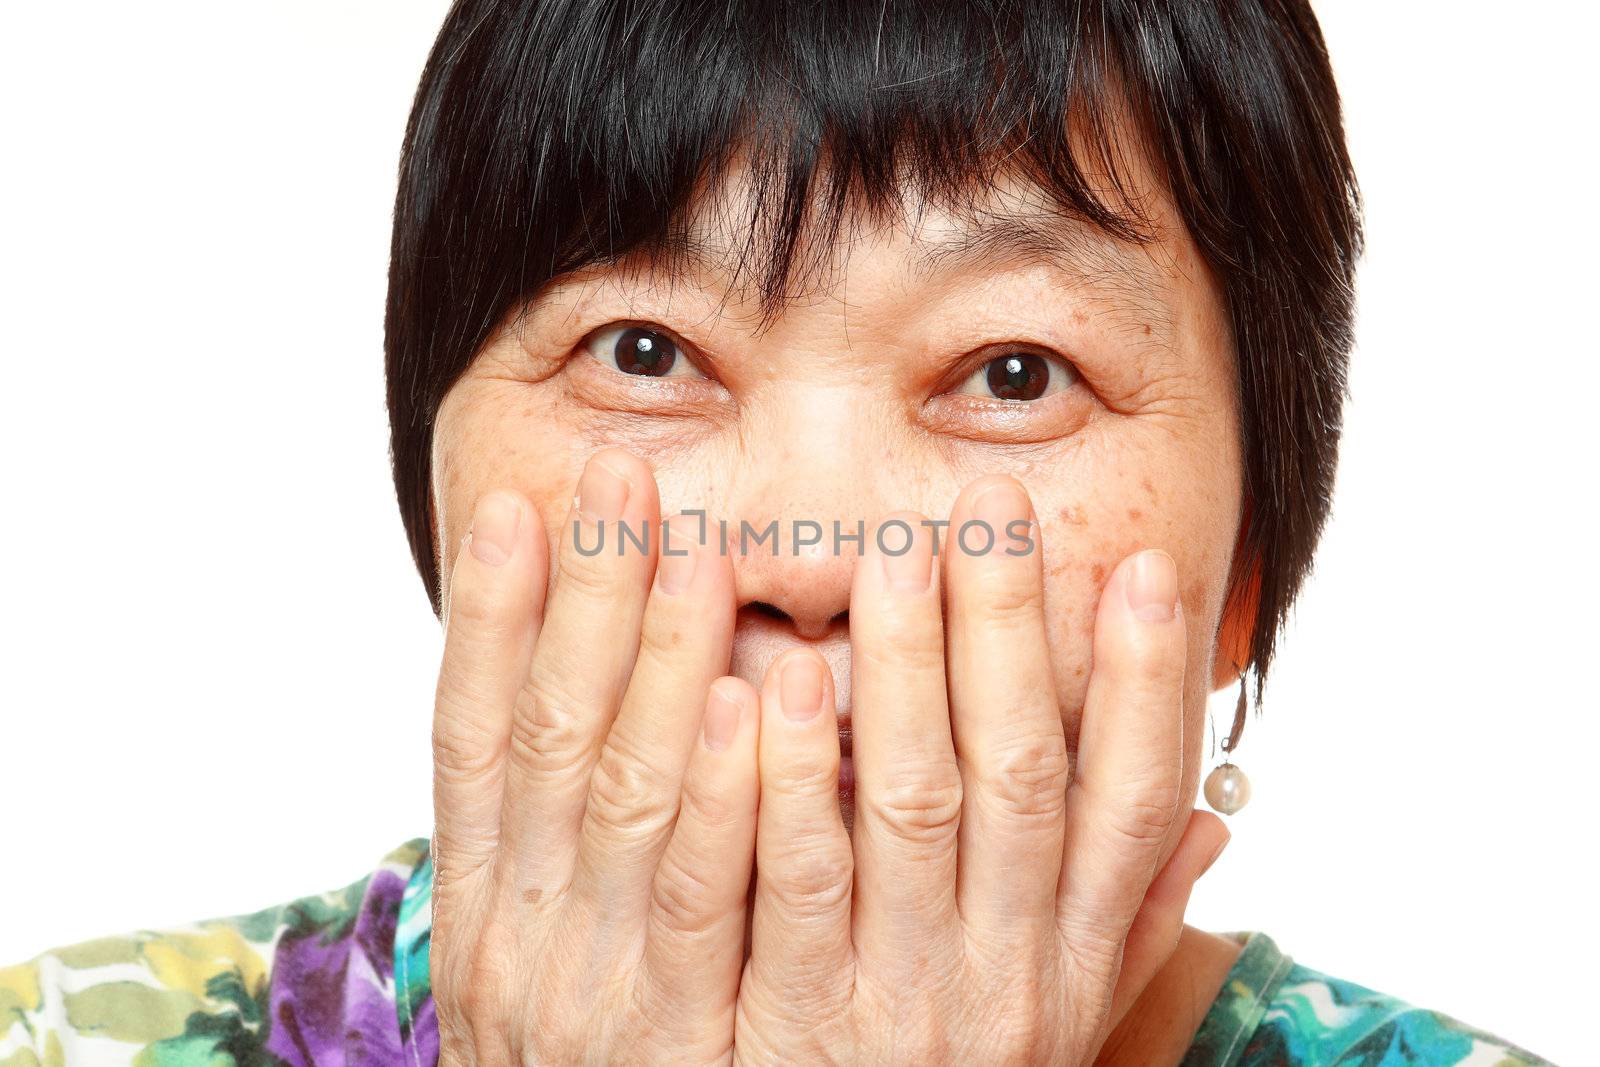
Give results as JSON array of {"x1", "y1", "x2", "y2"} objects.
[{"x1": 1179, "y1": 931, "x2": 1554, "y2": 1066}]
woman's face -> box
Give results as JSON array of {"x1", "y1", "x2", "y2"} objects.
[{"x1": 430, "y1": 158, "x2": 1245, "y2": 817}]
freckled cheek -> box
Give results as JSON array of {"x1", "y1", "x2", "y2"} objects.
[
  {"x1": 1035, "y1": 513, "x2": 1121, "y2": 712},
  {"x1": 1032, "y1": 481, "x2": 1232, "y2": 725},
  {"x1": 435, "y1": 393, "x2": 590, "y2": 560}
]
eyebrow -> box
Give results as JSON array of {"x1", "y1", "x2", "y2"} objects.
[
  {"x1": 904, "y1": 209, "x2": 1157, "y2": 294},
  {"x1": 615, "y1": 205, "x2": 1160, "y2": 314}
]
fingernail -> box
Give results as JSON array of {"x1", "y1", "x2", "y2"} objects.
[
  {"x1": 1125, "y1": 549, "x2": 1178, "y2": 622},
  {"x1": 468, "y1": 492, "x2": 521, "y2": 567},
  {"x1": 972, "y1": 479, "x2": 1030, "y2": 556},
  {"x1": 656, "y1": 521, "x2": 698, "y2": 595},
  {"x1": 779, "y1": 654, "x2": 825, "y2": 722},
  {"x1": 878, "y1": 518, "x2": 932, "y2": 592},
  {"x1": 703, "y1": 683, "x2": 743, "y2": 752},
  {"x1": 577, "y1": 457, "x2": 630, "y2": 523}
]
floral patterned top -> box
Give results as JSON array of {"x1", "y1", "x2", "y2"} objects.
[{"x1": 0, "y1": 838, "x2": 1555, "y2": 1066}]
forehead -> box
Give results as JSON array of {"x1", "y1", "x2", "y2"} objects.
[{"x1": 594, "y1": 153, "x2": 1190, "y2": 329}]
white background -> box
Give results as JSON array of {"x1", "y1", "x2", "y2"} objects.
[{"x1": 2, "y1": 2, "x2": 1595, "y2": 1063}]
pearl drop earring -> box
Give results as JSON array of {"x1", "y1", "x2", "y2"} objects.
[{"x1": 1204, "y1": 674, "x2": 1253, "y2": 815}]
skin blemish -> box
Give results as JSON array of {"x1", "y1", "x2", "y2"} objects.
[
  {"x1": 1128, "y1": 508, "x2": 1143, "y2": 521},
  {"x1": 522, "y1": 887, "x2": 543, "y2": 905},
  {"x1": 1058, "y1": 504, "x2": 1087, "y2": 526}
]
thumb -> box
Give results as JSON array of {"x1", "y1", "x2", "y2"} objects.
[{"x1": 1105, "y1": 809, "x2": 1231, "y2": 1030}]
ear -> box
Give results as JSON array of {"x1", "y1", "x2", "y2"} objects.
[
  {"x1": 426, "y1": 443, "x2": 446, "y2": 618},
  {"x1": 428, "y1": 482, "x2": 440, "y2": 576},
  {"x1": 1211, "y1": 499, "x2": 1259, "y2": 693}
]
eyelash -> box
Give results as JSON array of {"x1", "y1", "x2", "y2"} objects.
[
  {"x1": 947, "y1": 349, "x2": 1080, "y2": 404},
  {"x1": 579, "y1": 321, "x2": 1082, "y2": 404},
  {"x1": 582, "y1": 323, "x2": 709, "y2": 381}
]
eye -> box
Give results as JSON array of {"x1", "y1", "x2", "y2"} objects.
[
  {"x1": 583, "y1": 324, "x2": 707, "y2": 379},
  {"x1": 954, "y1": 350, "x2": 1078, "y2": 402}
]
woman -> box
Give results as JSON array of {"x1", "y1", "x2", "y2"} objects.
[{"x1": 0, "y1": 1, "x2": 1556, "y2": 1064}]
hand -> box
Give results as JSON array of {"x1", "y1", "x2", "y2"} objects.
[
  {"x1": 428, "y1": 449, "x2": 759, "y2": 1066},
  {"x1": 732, "y1": 476, "x2": 1228, "y2": 1065}
]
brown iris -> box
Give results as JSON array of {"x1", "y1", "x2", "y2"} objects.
[
  {"x1": 984, "y1": 352, "x2": 1050, "y2": 401},
  {"x1": 613, "y1": 327, "x2": 678, "y2": 376}
]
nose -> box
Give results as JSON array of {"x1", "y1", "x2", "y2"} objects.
[
  {"x1": 721, "y1": 407, "x2": 887, "y2": 640},
  {"x1": 733, "y1": 516, "x2": 857, "y2": 639},
  {"x1": 679, "y1": 374, "x2": 894, "y2": 723}
]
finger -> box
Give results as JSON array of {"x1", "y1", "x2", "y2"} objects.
[
  {"x1": 1105, "y1": 810, "x2": 1229, "y2": 1030},
  {"x1": 944, "y1": 477, "x2": 1069, "y2": 940},
  {"x1": 573, "y1": 513, "x2": 737, "y2": 918},
  {"x1": 500, "y1": 449, "x2": 661, "y2": 885},
  {"x1": 1058, "y1": 549, "x2": 1187, "y2": 952},
  {"x1": 644, "y1": 678, "x2": 761, "y2": 1025},
  {"x1": 849, "y1": 512, "x2": 962, "y2": 965},
  {"x1": 748, "y1": 649, "x2": 854, "y2": 1007},
  {"x1": 432, "y1": 489, "x2": 549, "y2": 881}
]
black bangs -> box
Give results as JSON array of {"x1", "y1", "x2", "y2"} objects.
[
  {"x1": 386, "y1": 0, "x2": 1363, "y2": 699},
  {"x1": 404, "y1": 0, "x2": 1152, "y2": 329}
]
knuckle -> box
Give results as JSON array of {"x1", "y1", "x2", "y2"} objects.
[
  {"x1": 765, "y1": 752, "x2": 839, "y2": 799},
  {"x1": 678, "y1": 772, "x2": 742, "y2": 835},
  {"x1": 963, "y1": 1009, "x2": 1032, "y2": 1065},
  {"x1": 1102, "y1": 779, "x2": 1183, "y2": 850},
  {"x1": 1000, "y1": 989, "x2": 1047, "y2": 1056},
  {"x1": 863, "y1": 761, "x2": 964, "y2": 842},
  {"x1": 974, "y1": 570, "x2": 1045, "y2": 623},
  {"x1": 507, "y1": 682, "x2": 589, "y2": 776},
  {"x1": 1057, "y1": 918, "x2": 1122, "y2": 979},
  {"x1": 859, "y1": 615, "x2": 943, "y2": 675},
  {"x1": 444, "y1": 568, "x2": 522, "y2": 634},
  {"x1": 976, "y1": 730, "x2": 1069, "y2": 821},
  {"x1": 651, "y1": 851, "x2": 721, "y2": 938},
  {"x1": 1058, "y1": 934, "x2": 1120, "y2": 1012},
  {"x1": 586, "y1": 736, "x2": 678, "y2": 841},
  {"x1": 1121, "y1": 624, "x2": 1187, "y2": 686},
  {"x1": 555, "y1": 542, "x2": 629, "y2": 601},
  {"x1": 764, "y1": 838, "x2": 853, "y2": 915},
  {"x1": 431, "y1": 710, "x2": 503, "y2": 783},
  {"x1": 434, "y1": 923, "x2": 518, "y2": 1048},
  {"x1": 527, "y1": 999, "x2": 586, "y2": 1066}
]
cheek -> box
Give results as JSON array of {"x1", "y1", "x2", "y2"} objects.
[
  {"x1": 432, "y1": 380, "x2": 595, "y2": 588},
  {"x1": 1026, "y1": 448, "x2": 1239, "y2": 737}
]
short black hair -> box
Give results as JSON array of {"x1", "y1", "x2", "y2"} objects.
[{"x1": 384, "y1": 0, "x2": 1362, "y2": 700}]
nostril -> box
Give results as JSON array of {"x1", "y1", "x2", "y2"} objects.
[
  {"x1": 747, "y1": 600, "x2": 789, "y2": 622},
  {"x1": 741, "y1": 601, "x2": 849, "y2": 640}
]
